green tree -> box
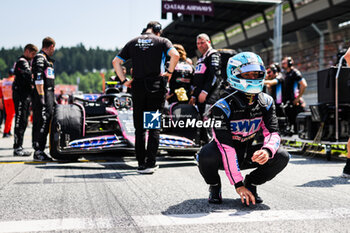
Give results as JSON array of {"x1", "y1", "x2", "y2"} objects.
[
  {"x1": 0, "y1": 58, "x2": 8, "y2": 77},
  {"x1": 56, "y1": 72, "x2": 71, "y2": 85},
  {"x1": 0, "y1": 44, "x2": 120, "y2": 91}
]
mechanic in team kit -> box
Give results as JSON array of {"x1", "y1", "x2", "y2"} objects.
[
  {"x1": 32, "y1": 37, "x2": 56, "y2": 162},
  {"x1": 112, "y1": 21, "x2": 179, "y2": 174},
  {"x1": 12, "y1": 43, "x2": 38, "y2": 156},
  {"x1": 281, "y1": 56, "x2": 307, "y2": 134},
  {"x1": 196, "y1": 52, "x2": 290, "y2": 205},
  {"x1": 189, "y1": 33, "x2": 221, "y2": 116}
]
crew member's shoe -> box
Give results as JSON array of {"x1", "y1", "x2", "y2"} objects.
[
  {"x1": 3, "y1": 133, "x2": 11, "y2": 138},
  {"x1": 33, "y1": 150, "x2": 53, "y2": 162},
  {"x1": 14, "y1": 147, "x2": 32, "y2": 157},
  {"x1": 208, "y1": 183, "x2": 222, "y2": 204},
  {"x1": 147, "y1": 164, "x2": 159, "y2": 172},
  {"x1": 244, "y1": 181, "x2": 263, "y2": 204},
  {"x1": 137, "y1": 164, "x2": 159, "y2": 174},
  {"x1": 342, "y1": 160, "x2": 350, "y2": 178}
]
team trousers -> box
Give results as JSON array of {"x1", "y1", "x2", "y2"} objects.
[
  {"x1": 13, "y1": 90, "x2": 31, "y2": 149},
  {"x1": 285, "y1": 104, "x2": 304, "y2": 132},
  {"x1": 32, "y1": 89, "x2": 55, "y2": 151},
  {"x1": 131, "y1": 80, "x2": 165, "y2": 166}
]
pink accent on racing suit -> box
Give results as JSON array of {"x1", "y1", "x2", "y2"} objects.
[
  {"x1": 213, "y1": 131, "x2": 243, "y2": 186},
  {"x1": 260, "y1": 121, "x2": 281, "y2": 158}
]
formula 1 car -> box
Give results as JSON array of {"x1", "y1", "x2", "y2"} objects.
[{"x1": 49, "y1": 90, "x2": 202, "y2": 161}]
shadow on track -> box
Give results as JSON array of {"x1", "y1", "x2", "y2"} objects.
[
  {"x1": 289, "y1": 154, "x2": 344, "y2": 165},
  {"x1": 297, "y1": 176, "x2": 350, "y2": 187},
  {"x1": 162, "y1": 198, "x2": 270, "y2": 215}
]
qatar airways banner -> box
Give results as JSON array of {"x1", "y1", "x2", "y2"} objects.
[{"x1": 162, "y1": 1, "x2": 214, "y2": 16}]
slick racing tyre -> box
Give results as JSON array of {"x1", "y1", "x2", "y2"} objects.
[{"x1": 50, "y1": 104, "x2": 83, "y2": 161}]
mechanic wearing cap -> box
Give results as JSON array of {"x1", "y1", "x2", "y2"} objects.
[
  {"x1": 32, "y1": 37, "x2": 56, "y2": 162},
  {"x1": 112, "y1": 21, "x2": 179, "y2": 174},
  {"x1": 12, "y1": 43, "x2": 38, "y2": 156},
  {"x1": 0, "y1": 69, "x2": 16, "y2": 138},
  {"x1": 196, "y1": 52, "x2": 289, "y2": 206}
]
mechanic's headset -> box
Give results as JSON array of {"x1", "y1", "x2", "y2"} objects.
[
  {"x1": 269, "y1": 64, "x2": 278, "y2": 74},
  {"x1": 151, "y1": 23, "x2": 162, "y2": 34},
  {"x1": 286, "y1": 56, "x2": 293, "y2": 67}
]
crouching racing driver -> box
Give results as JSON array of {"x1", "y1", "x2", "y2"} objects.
[{"x1": 196, "y1": 52, "x2": 290, "y2": 205}]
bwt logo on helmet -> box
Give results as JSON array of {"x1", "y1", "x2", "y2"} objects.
[{"x1": 143, "y1": 110, "x2": 162, "y2": 129}]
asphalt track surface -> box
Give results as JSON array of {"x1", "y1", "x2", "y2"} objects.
[{"x1": 0, "y1": 126, "x2": 349, "y2": 233}]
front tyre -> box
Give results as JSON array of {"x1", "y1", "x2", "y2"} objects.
[{"x1": 49, "y1": 104, "x2": 83, "y2": 161}]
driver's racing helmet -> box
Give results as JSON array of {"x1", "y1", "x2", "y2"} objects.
[{"x1": 226, "y1": 52, "x2": 266, "y2": 94}]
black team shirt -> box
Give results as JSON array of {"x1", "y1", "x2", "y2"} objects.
[{"x1": 117, "y1": 32, "x2": 174, "y2": 80}]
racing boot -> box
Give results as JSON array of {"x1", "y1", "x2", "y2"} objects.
[
  {"x1": 14, "y1": 147, "x2": 32, "y2": 157},
  {"x1": 33, "y1": 150, "x2": 53, "y2": 162},
  {"x1": 244, "y1": 176, "x2": 263, "y2": 204},
  {"x1": 208, "y1": 183, "x2": 222, "y2": 204},
  {"x1": 342, "y1": 159, "x2": 350, "y2": 178}
]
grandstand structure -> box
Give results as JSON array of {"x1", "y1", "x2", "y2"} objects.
[{"x1": 162, "y1": 0, "x2": 350, "y2": 105}]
